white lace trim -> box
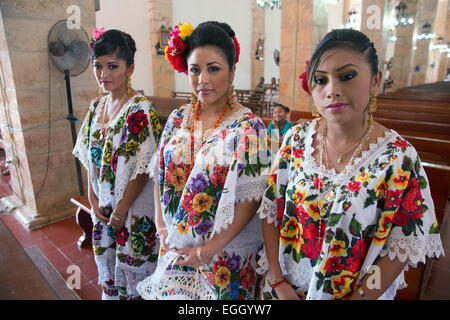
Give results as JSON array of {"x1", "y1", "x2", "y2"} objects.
[
  {"x1": 304, "y1": 118, "x2": 399, "y2": 182},
  {"x1": 379, "y1": 227, "x2": 445, "y2": 265},
  {"x1": 212, "y1": 174, "x2": 268, "y2": 236},
  {"x1": 257, "y1": 195, "x2": 278, "y2": 227}
]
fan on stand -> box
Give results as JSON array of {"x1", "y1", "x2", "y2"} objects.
[{"x1": 48, "y1": 19, "x2": 91, "y2": 196}]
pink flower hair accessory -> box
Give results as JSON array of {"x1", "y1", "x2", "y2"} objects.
[
  {"x1": 233, "y1": 36, "x2": 240, "y2": 65},
  {"x1": 90, "y1": 27, "x2": 105, "y2": 50}
]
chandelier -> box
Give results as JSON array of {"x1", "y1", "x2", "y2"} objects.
[
  {"x1": 393, "y1": 2, "x2": 414, "y2": 27},
  {"x1": 416, "y1": 22, "x2": 435, "y2": 40},
  {"x1": 256, "y1": 0, "x2": 281, "y2": 10}
]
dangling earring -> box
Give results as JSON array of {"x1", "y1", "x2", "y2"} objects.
[
  {"x1": 312, "y1": 104, "x2": 320, "y2": 117},
  {"x1": 191, "y1": 92, "x2": 198, "y2": 105},
  {"x1": 228, "y1": 85, "x2": 235, "y2": 105},
  {"x1": 368, "y1": 96, "x2": 377, "y2": 125},
  {"x1": 98, "y1": 86, "x2": 103, "y2": 96},
  {"x1": 127, "y1": 77, "x2": 131, "y2": 95}
]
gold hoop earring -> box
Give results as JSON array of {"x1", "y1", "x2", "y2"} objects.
[
  {"x1": 127, "y1": 77, "x2": 131, "y2": 95},
  {"x1": 368, "y1": 96, "x2": 377, "y2": 125},
  {"x1": 312, "y1": 104, "x2": 320, "y2": 117}
]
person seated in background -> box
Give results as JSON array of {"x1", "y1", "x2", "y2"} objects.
[
  {"x1": 255, "y1": 76, "x2": 265, "y2": 93},
  {"x1": 267, "y1": 103, "x2": 293, "y2": 150}
]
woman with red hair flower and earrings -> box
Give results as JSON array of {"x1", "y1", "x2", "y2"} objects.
[
  {"x1": 73, "y1": 29, "x2": 162, "y2": 300},
  {"x1": 136, "y1": 21, "x2": 271, "y2": 300},
  {"x1": 256, "y1": 28, "x2": 444, "y2": 300}
]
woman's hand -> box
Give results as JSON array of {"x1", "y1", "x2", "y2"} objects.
[
  {"x1": 90, "y1": 199, "x2": 109, "y2": 223},
  {"x1": 175, "y1": 246, "x2": 205, "y2": 270},
  {"x1": 158, "y1": 229, "x2": 170, "y2": 254},
  {"x1": 274, "y1": 281, "x2": 301, "y2": 300},
  {"x1": 107, "y1": 210, "x2": 127, "y2": 229}
]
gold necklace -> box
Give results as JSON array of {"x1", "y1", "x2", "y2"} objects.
[
  {"x1": 325, "y1": 136, "x2": 362, "y2": 164},
  {"x1": 316, "y1": 120, "x2": 374, "y2": 240}
]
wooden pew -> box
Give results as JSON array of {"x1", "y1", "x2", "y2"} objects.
[{"x1": 70, "y1": 196, "x2": 93, "y2": 249}]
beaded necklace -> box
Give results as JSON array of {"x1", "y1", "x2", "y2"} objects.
[{"x1": 184, "y1": 97, "x2": 234, "y2": 180}]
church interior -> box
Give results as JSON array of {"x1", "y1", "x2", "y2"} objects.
[{"x1": 0, "y1": 0, "x2": 449, "y2": 300}]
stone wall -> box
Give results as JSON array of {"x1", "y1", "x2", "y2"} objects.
[{"x1": 0, "y1": 0, "x2": 97, "y2": 229}]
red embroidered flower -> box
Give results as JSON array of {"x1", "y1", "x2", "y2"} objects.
[
  {"x1": 346, "y1": 180, "x2": 361, "y2": 192},
  {"x1": 395, "y1": 178, "x2": 424, "y2": 226},
  {"x1": 385, "y1": 189, "x2": 403, "y2": 209},
  {"x1": 116, "y1": 227, "x2": 129, "y2": 246},
  {"x1": 277, "y1": 198, "x2": 285, "y2": 221},
  {"x1": 393, "y1": 138, "x2": 408, "y2": 149},
  {"x1": 346, "y1": 239, "x2": 368, "y2": 273},
  {"x1": 294, "y1": 148, "x2": 304, "y2": 159},
  {"x1": 314, "y1": 176, "x2": 324, "y2": 190},
  {"x1": 210, "y1": 165, "x2": 229, "y2": 188},
  {"x1": 111, "y1": 150, "x2": 119, "y2": 172},
  {"x1": 239, "y1": 264, "x2": 256, "y2": 290},
  {"x1": 323, "y1": 256, "x2": 345, "y2": 274},
  {"x1": 301, "y1": 241, "x2": 320, "y2": 260},
  {"x1": 127, "y1": 110, "x2": 149, "y2": 135},
  {"x1": 298, "y1": 60, "x2": 311, "y2": 95}
]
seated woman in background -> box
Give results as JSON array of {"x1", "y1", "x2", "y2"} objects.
[{"x1": 257, "y1": 28, "x2": 444, "y2": 300}]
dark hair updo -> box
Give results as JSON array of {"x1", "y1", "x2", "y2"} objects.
[
  {"x1": 93, "y1": 29, "x2": 136, "y2": 66},
  {"x1": 184, "y1": 21, "x2": 237, "y2": 69},
  {"x1": 307, "y1": 29, "x2": 379, "y2": 90}
]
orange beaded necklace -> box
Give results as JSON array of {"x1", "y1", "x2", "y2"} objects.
[{"x1": 184, "y1": 88, "x2": 235, "y2": 180}]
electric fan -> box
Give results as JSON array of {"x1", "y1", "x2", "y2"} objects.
[{"x1": 48, "y1": 19, "x2": 91, "y2": 196}]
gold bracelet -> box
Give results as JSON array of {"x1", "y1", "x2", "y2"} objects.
[{"x1": 196, "y1": 246, "x2": 208, "y2": 267}]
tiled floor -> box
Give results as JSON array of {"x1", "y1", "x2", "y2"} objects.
[{"x1": 0, "y1": 213, "x2": 102, "y2": 300}]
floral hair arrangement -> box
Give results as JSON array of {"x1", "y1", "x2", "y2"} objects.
[
  {"x1": 164, "y1": 22, "x2": 241, "y2": 74},
  {"x1": 164, "y1": 22, "x2": 194, "y2": 74},
  {"x1": 90, "y1": 27, "x2": 105, "y2": 50},
  {"x1": 298, "y1": 60, "x2": 311, "y2": 95}
]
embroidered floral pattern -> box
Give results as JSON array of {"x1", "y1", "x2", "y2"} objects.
[{"x1": 258, "y1": 120, "x2": 443, "y2": 300}]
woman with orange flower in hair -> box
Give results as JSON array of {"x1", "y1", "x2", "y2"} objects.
[
  {"x1": 256, "y1": 29, "x2": 444, "y2": 300},
  {"x1": 73, "y1": 29, "x2": 162, "y2": 299},
  {"x1": 137, "y1": 21, "x2": 270, "y2": 300}
]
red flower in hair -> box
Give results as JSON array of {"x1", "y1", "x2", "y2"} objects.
[
  {"x1": 298, "y1": 60, "x2": 311, "y2": 95},
  {"x1": 233, "y1": 37, "x2": 240, "y2": 64}
]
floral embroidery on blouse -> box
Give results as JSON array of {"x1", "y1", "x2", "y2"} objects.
[{"x1": 257, "y1": 119, "x2": 444, "y2": 300}]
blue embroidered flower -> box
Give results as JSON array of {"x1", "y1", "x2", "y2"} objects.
[
  {"x1": 225, "y1": 281, "x2": 240, "y2": 299},
  {"x1": 91, "y1": 146, "x2": 103, "y2": 167},
  {"x1": 138, "y1": 221, "x2": 150, "y2": 233}
]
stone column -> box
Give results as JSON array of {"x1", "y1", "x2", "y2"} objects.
[
  {"x1": 426, "y1": 0, "x2": 448, "y2": 83},
  {"x1": 251, "y1": 2, "x2": 265, "y2": 90},
  {"x1": 0, "y1": 0, "x2": 97, "y2": 229},
  {"x1": 279, "y1": 0, "x2": 315, "y2": 113},
  {"x1": 389, "y1": 0, "x2": 417, "y2": 90},
  {"x1": 409, "y1": 0, "x2": 438, "y2": 86},
  {"x1": 148, "y1": 0, "x2": 174, "y2": 97}
]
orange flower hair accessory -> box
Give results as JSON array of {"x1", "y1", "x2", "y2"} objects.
[
  {"x1": 298, "y1": 60, "x2": 311, "y2": 95},
  {"x1": 164, "y1": 22, "x2": 194, "y2": 74}
]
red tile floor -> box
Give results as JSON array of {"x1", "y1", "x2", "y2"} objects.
[{"x1": 1, "y1": 149, "x2": 101, "y2": 300}]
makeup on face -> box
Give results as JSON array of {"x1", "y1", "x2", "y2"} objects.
[
  {"x1": 93, "y1": 54, "x2": 129, "y2": 92},
  {"x1": 187, "y1": 46, "x2": 233, "y2": 107}
]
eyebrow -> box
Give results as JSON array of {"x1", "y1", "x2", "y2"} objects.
[
  {"x1": 315, "y1": 64, "x2": 361, "y2": 73},
  {"x1": 189, "y1": 61, "x2": 223, "y2": 66}
]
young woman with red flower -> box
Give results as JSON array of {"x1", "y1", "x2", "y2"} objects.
[
  {"x1": 257, "y1": 29, "x2": 443, "y2": 300},
  {"x1": 136, "y1": 21, "x2": 270, "y2": 300},
  {"x1": 73, "y1": 29, "x2": 162, "y2": 299}
]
